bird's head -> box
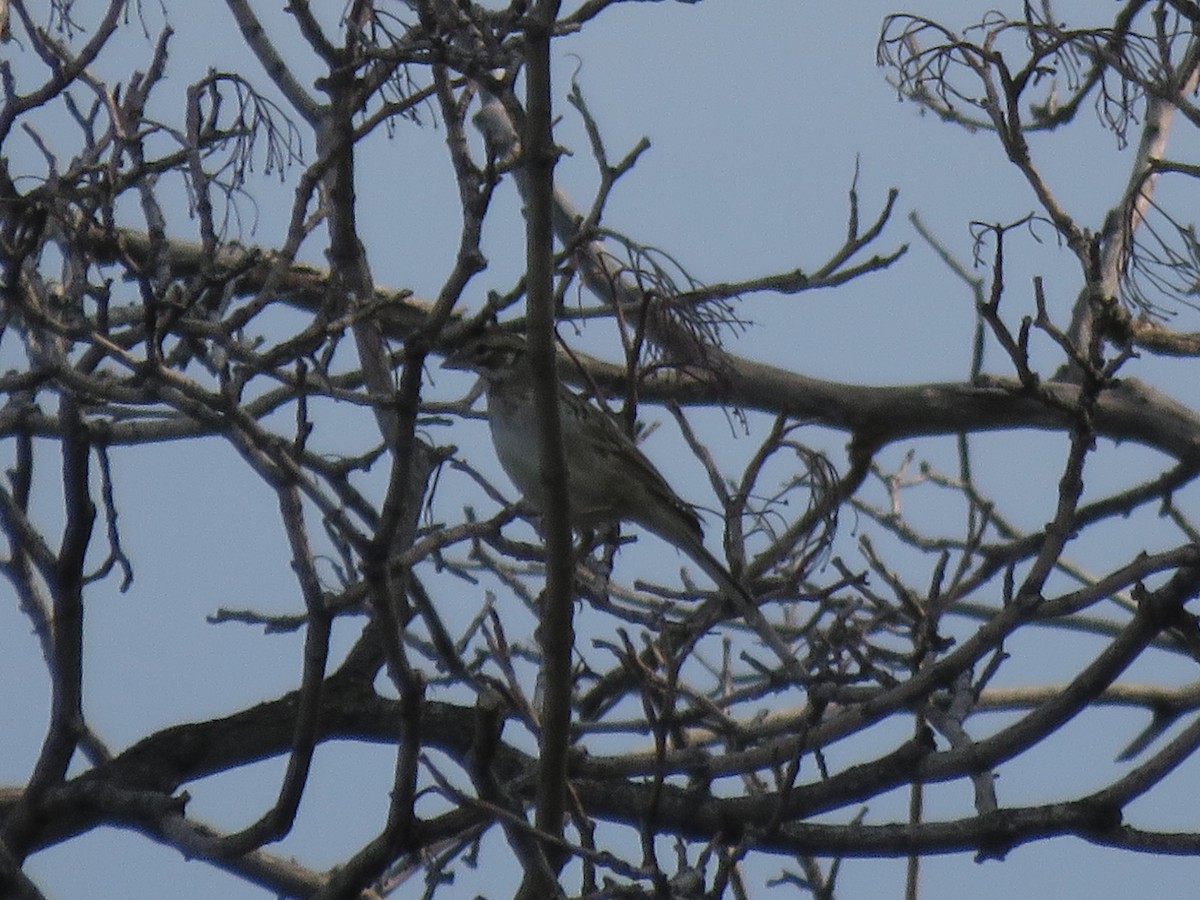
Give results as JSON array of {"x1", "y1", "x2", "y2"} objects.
[{"x1": 441, "y1": 331, "x2": 530, "y2": 382}]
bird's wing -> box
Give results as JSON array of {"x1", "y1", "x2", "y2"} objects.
[{"x1": 566, "y1": 390, "x2": 706, "y2": 544}]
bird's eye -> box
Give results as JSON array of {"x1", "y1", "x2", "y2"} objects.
[{"x1": 484, "y1": 347, "x2": 519, "y2": 368}]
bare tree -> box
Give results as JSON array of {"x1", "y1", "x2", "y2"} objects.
[{"x1": 4, "y1": 1, "x2": 1200, "y2": 897}]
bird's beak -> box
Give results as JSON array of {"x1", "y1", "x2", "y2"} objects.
[{"x1": 440, "y1": 345, "x2": 472, "y2": 372}]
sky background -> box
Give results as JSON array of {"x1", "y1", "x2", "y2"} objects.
[{"x1": 4, "y1": 0, "x2": 1200, "y2": 897}]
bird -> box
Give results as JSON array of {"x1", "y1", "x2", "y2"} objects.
[{"x1": 441, "y1": 331, "x2": 747, "y2": 602}]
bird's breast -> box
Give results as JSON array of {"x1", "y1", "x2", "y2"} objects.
[{"x1": 487, "y1": 387, "x2": 545, "y2": 500}]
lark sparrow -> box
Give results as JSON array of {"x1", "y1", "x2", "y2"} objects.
[{"x1": 441, "y1": 332, "x2": 747, "y2": 601}]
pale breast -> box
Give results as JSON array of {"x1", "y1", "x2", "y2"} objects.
[
  {"x1": 486, "y1": 382, "x2": 623, "y2": 522},
  {"x1": 487, "y1": 386, "x2": 545, "y2": 502}
]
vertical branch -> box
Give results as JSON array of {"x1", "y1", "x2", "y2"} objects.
[
  {"x1": 313, "y1": 40, "x2": 414, "y2": 701},
  {"x1": 307, "y1": 23, "x2": 437, "y2": 891},
  {"x1": 1, "y1": 398, "x2": 94, "y2": 866},
  {"x1": 522, "y1": 0, "x2": 571, "y2": 894},
  {"x1": 47, "y1": 397, "x2": 93, "y2": 779}
]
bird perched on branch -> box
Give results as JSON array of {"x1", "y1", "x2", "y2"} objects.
[{"x1": 441, "y1": 331, "x2": 746, "y2": 601}]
